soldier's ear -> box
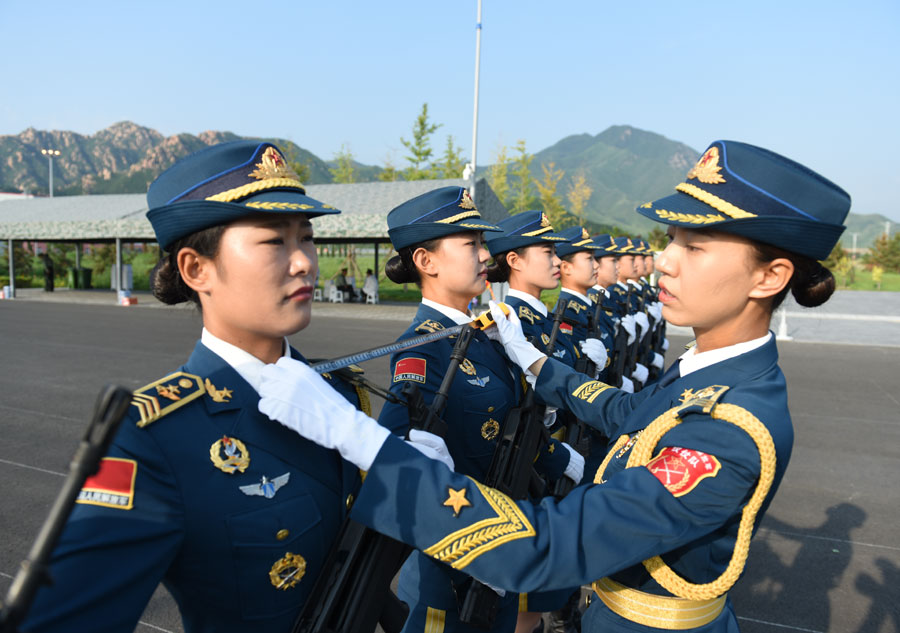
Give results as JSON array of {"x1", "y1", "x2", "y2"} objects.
[{"x1": 177, "y1": 247, "x2": 215, "y2": 295}]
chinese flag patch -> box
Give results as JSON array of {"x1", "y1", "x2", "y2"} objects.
[
  {"x1": 645, "y1": 447, "x2": 721, "y2": 497},
  {"x1": 77, "y1": 457, "x2": 137, "y2": 510},
  {"x1": 393, "y1": 357, "x2": 427, "y2": 384}
]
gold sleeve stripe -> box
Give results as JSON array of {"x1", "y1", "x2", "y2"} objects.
[
  {"x1": 572, "y1": 381, "x2": 612, "y2": 404},
  {"x1": 424, "y1": 607, "x2": 446, "y2": 633},
  {"x1": 423, "y1": 477, "x2": 535, "y2": 570}
]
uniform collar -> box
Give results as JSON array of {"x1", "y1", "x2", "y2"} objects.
[
  {"x1": 421, "y1": 297, "x2": 473, "y2": 325},
  {"x1": 200, "y1": 328, "x2": 290, "y2": 395},
  {"x1": 627, "y1": 279, "x2": 642, "y2": 289},
  {"x1": 560, "y1": 287, "x2": 592, "y2": 306},
  {"x1": 506, "y1": 289, "x2": 548, "y2": 317},
  {"x1": 616, "y1": 281, "x2": 630, "y2": 291},
  {"x1": 591, "y1": 284, "x2": 610, "y2": 298},
  {"x1": 678, "y1": 332, "x2": 773, "y2": 378}
]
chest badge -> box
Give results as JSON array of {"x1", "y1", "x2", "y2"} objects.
[
  {"x1": 481, "y1": 418, "x2": 500, "y2": 441},
  {"x1": 240, "y1": 473, "x2": 290, "y2": 499},
  {"x1": 468, "y1": 375, "x2": 491, "y2": 388},
  {"x1": 269, "y1": 552, "x2": 306, "y2": 590},
  {"x1": 210, "y1": 436, "x2": 250, "y2": 474},
  {"x1": 459, "y1": 359, "x2": 477, "y2": 375},
  {"x1": 443, "y1": 487, "x2": 472, "y2": 517},
  {"x1": 553, "y1": 349, "x2": 566, "y2": 359}
]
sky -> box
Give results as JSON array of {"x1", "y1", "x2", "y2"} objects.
[{"x1": 2, "y1": 0, "x2": 899, "y2": 221}]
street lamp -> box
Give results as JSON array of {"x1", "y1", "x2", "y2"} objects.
[{"x1": 41, "y1": 148, "x2": 61, "y2": 197}]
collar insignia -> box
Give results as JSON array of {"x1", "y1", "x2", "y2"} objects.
[
  {"x1": 518, "y1": 306, "x2": 536, "y2": 325},
  {"x1": 205, "y1": 378, "x2": 233, "y2": 403},
  {"x1": 444, "y1": 487, "x2": 473, "y2": 517},
  {"x1": 240, "y1": 473, "x2": 290, "y2": 499},
  {"x1": 250, "y1": 146, "x2": 302, "y2": 182},
  {"x1": 686, "y1": 147, "x2": 726, "y2": 185},
  {"x1": 210, "y1": 436, "x2": 250, "y2": 474}
]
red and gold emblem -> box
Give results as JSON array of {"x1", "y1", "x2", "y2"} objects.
[
  {"x1": 646, "y1": 446, "x2": 721, "y2": 497},
  {"x1": 459, "y1": 190, "x2": 477, "y2": 210},
  {"x1": 209, "y1": 436, "x2": 250, "y2": 474},
  {"x1": 249, "y1": 146, "x2": 302, "y2": 182},
  {"x1": 686, "y1": 147, "x2": 726, "y2": 185}
]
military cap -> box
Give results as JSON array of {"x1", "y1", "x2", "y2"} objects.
[
  {"x1": 555, "y1": 226, "x2": 603, "y2": 258},
  {"x1": 387, "y1": 186, "x2": 502, "y2": 250},
  {"x1": 146, "y1": 141, "x2": 339, "y2": 251},
  {"x1": 612, "y1": 236, "x2": 637, "y2": 254},
  {"x1": 637, "y1": 140, "x2": 850, "y2": 260},
  {"x1": 485, "y1": 210, "x2": 567, "y2": 256},
  {"x1": 590, "y1": 233, "x2": 620, "y2": 257}
]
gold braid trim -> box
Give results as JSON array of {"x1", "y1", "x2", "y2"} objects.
[
  {"x1": 245, "y1": 201, "x2": 315, "y2": 211},
  {"x1": 424, "y1": 477, "x2": 535, "y2": 570},
  {"x1": 675, "y1": 183, "x2": 757, "y2": 219},
  {"x1": 654, "y1": 208, "x2": 725, "y2": 225},
  {"x1": 436, "y1": 210, "x2": 482, "y2": 224},
  {"x1": 594, "y1": 434, "x2": 630, "y2": 484},
  {"x1": 623, "y1": 403, "x2": 777, "y2": 600},
  {"x1": 522, "y1": 226, "x2": 552, "y2": 237},
  {"x1": 205, "y1": 178, "x2": 307, "y2": 202}
]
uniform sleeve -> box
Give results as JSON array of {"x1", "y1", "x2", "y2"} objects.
[
  {"x1": 377, "y1": 345, "x2": 446, "y2": 436},
  {"x1": 351, "y1": 413, "x2": 760, "y2": 594},
  {"x1": 22, "y1": 424, "x2": 185, "y2": 633},
  {"x1": 534, "y1": 357, "x2": 653, "y2": 437},
  {"x1": 534, "y1": 437, "x2": 570, "y2": 482}
]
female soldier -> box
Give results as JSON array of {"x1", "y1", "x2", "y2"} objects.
[
  {"x1": 258, "y1": 140, "x2": 850, "y2": 632},
  {"x1": 371, "y1": 188, "x2": 582, "y2": 633},
  {"x1": 22, "y1": 141, "x2": 402, "y2": 633}
]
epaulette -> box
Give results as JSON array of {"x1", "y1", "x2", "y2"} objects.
[
  {"x1": 132, "y1": 371, "x2": 205, "y2": 428},
  {"x1": 415, "y1": 319, "x2": 445, "y2": 334}
]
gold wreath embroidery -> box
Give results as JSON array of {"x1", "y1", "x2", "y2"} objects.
[
  {"x1": 424, "y1": 477, "x2": 535, "y2": 570},
  {"x1": 269, "y1": 552, "x2": 306, "y2": 590},
  {"x1": 481, "y1": 419, "x2": 500, "y2": 441},
  {"x1": 209, "y1": 436, "x2": 250, "y2": 474},
  {"x1": 459, "y1": 190, "x2": 477, "y2": 209},
  {"x1": 654, "y1": 208, "x2": 724, "y2": 225},
  {"x1": 205, "y1": 378, "x2": 233, "y2": 403},
  {"x1": 250, "y1": 146, "x2": 302, "y2": 182},
  {"x1": 686, "y1": 146, "x2": 726, "y2": 184},
  {"x1": 459, "y1": 359, "x2": 477, "y2": 376}
]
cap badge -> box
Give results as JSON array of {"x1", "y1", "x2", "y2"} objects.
[
  {"x1": 250, "y1": 146, "x2": 302, "y2": 183},
  {"x1": 540, "y1": 213, "x2": 551, "y2": 228},
  {"x1": 210, "y1": 435, "x2": 250, "y2": 474},
  {"x1": 459, "y1": 190, "x2": 477, "y2": 210},
  {"x1": 581, "y1": 228, "x2": 590, "y2": 240},
  {"x1": 686, "y1": 147, "x2": 726, "y2": 185}
]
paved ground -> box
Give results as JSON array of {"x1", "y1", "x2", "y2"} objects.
[{"x1": 0, "y1": 299, "x2": 898, "y2": 632}]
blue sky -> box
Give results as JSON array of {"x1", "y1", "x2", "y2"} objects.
[{"x1": 2, "y1": 0, "x2": 898, "y2": 221}]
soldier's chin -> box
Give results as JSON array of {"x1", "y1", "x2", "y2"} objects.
[{"x1": 660, "y1": 305, "x2": 688, "y2": 327}]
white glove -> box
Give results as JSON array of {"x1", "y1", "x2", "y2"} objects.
[
  {"x1": 632, "y1": 362, "x2": 649, "y2": 384},
  {"x1": 620, "y1": 376, "x2": 635, "y2": 393},
  {"x1": 489, "y1": 300, "x2": 545, "y2": 374},
  {"x1": 651, "y1": 352, "x2": 664, "y2": 370},
  {"x1": 579, "y1": 338, "x2": 608, "y2": 373},
  {"x1": 407, "y1": 429, "x2": 455, "y2": 471},
  {"x1": 648, "y1": 302, "x2": 663, "y2": 326},
  {"x1": 620, "y1": 314, "x2": 636, "y2": 346},
  {"x1": 562, "y1": 443, "x2": 585, "y2": 484},
  {"x1": 258, "y1": 357, "x2": 390, "y2": 470},
  {"x1": 634, "y1": 312, "x2": 650, "y2": 341},
  {"x1": 542, "y1": 407, "x2": 558, "y2": 428},
  {"x1": 662, "y1": 338, "x2": 670, "y2": 352}
]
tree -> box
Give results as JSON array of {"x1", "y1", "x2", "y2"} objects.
[
  {"x1": 534, "y1": 162, "x2": 568, "y2": 227},
  {"x1": 400, "y1": 103, "x2": 441, "y2": 180},
  {"x1": 865, "y1": 233, "x2": 900, "y2": 273},
  {"x1": 330, "y1": 144, "x2": 356, "y2": 184},
  {"x1": 510, "y1": 140, "x2": 537, "y2": 214},
  {"x1": 434, "y1": 135, "x2": 467, "y2": 179},
  {"x1": 647, "y1": 227, "x2": 668, "y2": 251},
  {"x1": 280, "y1": 144, "x2": 311, "y2": 183},
  {"x1": 566, "y1": 170, "x2": 593, "y2": 224},
  {"x1": 378, "y1": 156, "x2": 402, "y2": 182},
  {"x1": 487, "y1": 144, "x2": 511, "y2": 208}
]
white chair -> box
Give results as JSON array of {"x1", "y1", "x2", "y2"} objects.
[
  {"x1": 329, "y1": 284, "x2": 344, "y2": 303},
  {"x1": 313, "y1": 287, "x2": 323, "y2": 301},
  {"x1": 365, "y1": 290, "x2": 379, "y2": 304}
]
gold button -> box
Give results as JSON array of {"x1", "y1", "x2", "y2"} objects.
[
  {"x1": 487, "y1": 406, "x2": 495, "y2": 413},
  {"x1": 346, "y1": 494, "x2": 355, "y2": 509},
  {"x1": 276, "y1": 529, "x2": 290, "y2": 541}
]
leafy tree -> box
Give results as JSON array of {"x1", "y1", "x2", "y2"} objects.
[
  {"x1": 647, "y1": 227, "x2": 668, "y2": 251},
  {"x1": 510, "y1": 140, "x2": 537, "y2": 214},
  {"x1": 280, "y1": 145, "x2": 312, "y2": 183},
  {"x1": 865, "y1": 233, "x2": 900, "y2": 273},
  {"x1": 330, "y1": 144, "x2": 356, "y2": 184},
  {"x1": 534, "y1": 162, "x2": 569, "y2": 227},
  {"x1": 434, "y1": 135, "x2": 467, "y2": 179},
  {"x1": 400, "y1": 103, "x2": 441, "y2": 180},
  {"x1": 487, "y1": 144, "x2": 511, "y2": 208},
  {"x1": 566, "y1": 170, "x2": 593, "y2": 224},
  {"x1": 378, "y1": 156, "x2": 402, "y2": 182}
]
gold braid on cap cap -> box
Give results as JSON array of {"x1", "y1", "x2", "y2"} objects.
[
  {"x1": 205, "y1": 178, "x2": 307, "y2": 203},
  {"x1": 675, "y1": 183, "x2": 756, "y2": 220},
  {"x1": 436, "y1": 210, "x2": 482, "y2": 224}
]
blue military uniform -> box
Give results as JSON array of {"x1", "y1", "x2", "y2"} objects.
[
  {"x1": 340, "y1": 140, "x2": 851, "y2": 632},
  {"x1": 24, "y1": 342, "x2": 382, "y2": 633}
]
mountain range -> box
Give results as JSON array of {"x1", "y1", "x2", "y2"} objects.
[{"x1": 1, "y1": 121, "x2": 893, "y2": 246}]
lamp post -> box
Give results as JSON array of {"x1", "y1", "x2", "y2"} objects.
[
  {"x1": 41, "y1": 148, "x2": 61, "y2": 197},
  {"x1": 467, "y1": 0, "x2": 483, "y2": 200}
]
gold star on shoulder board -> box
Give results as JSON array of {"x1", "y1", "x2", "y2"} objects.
[
  {"x1": 679, "y1": 388, "x2": 695, "y2": 403},
  {"x1": 443, "y1": 487, "x2": 472, "y2": 517}
]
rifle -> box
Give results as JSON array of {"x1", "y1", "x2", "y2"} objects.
[
  {"x1": 292, "y1": 327, "x2": 476, "y2": 633},
  {"x1": 1, "y1": 385, "x2": 132, "y2": 633}
]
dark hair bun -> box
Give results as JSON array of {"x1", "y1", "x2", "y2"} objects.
[
  {"x1": 791, "y1": 260, "x2": 835, "y2": 308},
  {"x1": 385, "y1": 254, "x2": 418, "y2": 284},
  {"x1": 150, "y1": 257, "x2": 194, "y2": 305},
  {"x1": 486, "y1": 261, "x2": 509, "y2": 283}
]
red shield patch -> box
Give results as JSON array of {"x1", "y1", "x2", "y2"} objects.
[
  {"x1": 77, "y1": 457, "x2": 137, "y2": 510},
  {"x1": 559, "y1": 323, "x2": 573, "y2": 335},
  {"x1": 645, "y1": 447, "x2": 721, "y2": 497},
  {"x1": 393, "y1": 357, "x2": 426, "y2": 384}
]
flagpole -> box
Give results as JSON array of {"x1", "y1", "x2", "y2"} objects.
[{"x1": 468, "y1": 0, "x2": 483, "y2": 200}]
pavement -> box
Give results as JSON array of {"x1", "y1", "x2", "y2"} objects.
[{"x1": 0, "y1": 299, "x2": 898, "y2": 632}]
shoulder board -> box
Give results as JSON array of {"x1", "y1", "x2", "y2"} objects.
[
  {"x1": 132, "y1": 372, "x2": 205, "y2": 428},
  {"x1": 415, "y1": 319, "x2": 446, "y2": 334}
]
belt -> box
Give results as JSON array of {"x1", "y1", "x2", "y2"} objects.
[{"x1": 592, "y1": 577, "x2": 726, "y2": 630}]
